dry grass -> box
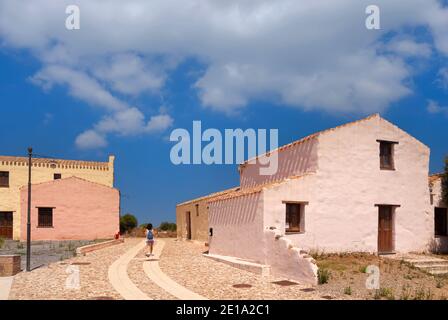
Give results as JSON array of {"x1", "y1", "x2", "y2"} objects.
[{"x1": 314, "y1": 253, "x2": 448, "y2": 300}]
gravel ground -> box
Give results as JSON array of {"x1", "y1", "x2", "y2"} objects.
[
  {"x1": 158, "y1": 238, "x2": 329, "y2": 300},
  {"x1": 314, "y1": 253, "x2": 448, "y2": 300},
  {"x1": 0, "y1": 239, "x2": 102, "y2": 270},
  {"x1": 8, "y1": 238, "x2": 141, "y2": 300},
  {"x1": 127, "y1": 246, "x2": 177, "y2": 300}
]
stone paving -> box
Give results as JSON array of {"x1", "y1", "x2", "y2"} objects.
[
  {"x1": 7, "y1": 237, "x2": 331, "y2": 300},
  {"x1": 158, "y1": 239, "x2": 324, "y2": 300},
  {"x1": 0, "y1": 239, "x2": 100, "y2": 270},
  {"x1": 8, "y1": 238, "x2": 141, "y2": 300}
]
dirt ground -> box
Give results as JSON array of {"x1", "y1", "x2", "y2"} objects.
[{"x1": 313, "y1": 252, "x2": 448, "y2": 300}]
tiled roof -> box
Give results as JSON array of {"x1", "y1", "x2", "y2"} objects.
[
  {"x1": 0, "y1": 155, "x2": 110, "y2": 169},
  {"x1": 241, "y1": 113, "x2": 381, "y2": 166},
  {"x1": 176, "y1": 186, "x2": 240, "y2": 207},
  {"x1": 208, "y1": 173, "x2": 313, "y2": 203},
  {"x1": 429, "y1": 173, "x2": 444, "y2": 185}
]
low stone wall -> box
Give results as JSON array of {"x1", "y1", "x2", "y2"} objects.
[
  {"x1": 264, "y1": 230, "x2": 318, "y2": 285},
  {"x1": 76, "y1": 239, "x2": 123, "y2": 256},
  {"x1": 0, "y1": 255, "x2": 21, "y2": 276}
]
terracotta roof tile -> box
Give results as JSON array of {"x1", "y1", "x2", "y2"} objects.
[
  {"x1": 176, "y1": 187, "x2": 240, "y2": 207},
  {"x1": 429, "y1": 173, "x2": 444, "y2": 185},
  {"x1": 208, "y1": 173, "x2": 313, "y2": 203}
]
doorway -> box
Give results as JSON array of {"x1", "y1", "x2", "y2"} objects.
[
  {"x1": 378, "y1": 205, "x2": 394, "y2": 254},
  {"x1": 0, "y1": 212, "x2": 13, "y2": 239},
  {"x1": 186, "y1": 211, "x2": 192, "y2": 240}
]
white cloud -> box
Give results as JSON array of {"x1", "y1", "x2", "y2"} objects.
[
  {"x1": 386, "y1": 39, "x2": 432, "y2": 58},
  {"x1": 30, "y1": 65, "x2": 127, "y2": 112},
  {"x1": 93, "y1": 53, "x2": 165, "y2": 96},
  {"x1": 75, "y1": 130, "x2": 108, "y2": 149},
  {"x1": 438, "y1": 68, "x2": 448, "y2": 89},
  {"x1": 0, "y1": 0, "x2": 448, "y2": 136},
  {"x1": 427, "y1": 100, "x2": 448, "y2": 116},
  {"x1": 145, "y1": 114, "x2": 174, "y2": 133}
]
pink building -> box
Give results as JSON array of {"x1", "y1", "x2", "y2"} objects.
[
  {"x1": 20, "y1": 177, "x2": 119, "y2": 241},
  {"x1": 202, "y1": 114, "x2": 446, "y2": 284}
]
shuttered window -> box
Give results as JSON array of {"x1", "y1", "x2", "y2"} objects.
[
  {"x1": 38, "y1": 208, "x2": 53, "y2": 227},
  {"x1": 379, "y1": 141, "x2": 394, "y2": 170},
  {"x1": 435, "y1": 208, "x2": 448, "y2": 237},
  {"x1": 285, "y1": 203, "x2": 302, "y2": 233},
  {"x1": 0, "y1": 171, "x2": 9, "y2": 187}
]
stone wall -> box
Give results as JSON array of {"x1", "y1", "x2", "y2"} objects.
[{"x1": 0, "y1": 255, "x2": 21, "y2": 276}]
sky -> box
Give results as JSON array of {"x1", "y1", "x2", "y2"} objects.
[{"x1": 0, "y1": 0, "x2": 447, "y2": 226}]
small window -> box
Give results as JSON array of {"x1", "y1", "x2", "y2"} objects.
[
  {"x1": 379, "y1": 141, "x2": 395, "y2": 170},
  {"x1": 0, "y1": 171, "x2": 9, "y2": 187},
  {"x1": 38, "y1": 208, "x2": 53, "y2": 227},
  {"x1": 54, "y1": 173, "x2": 62, "y2": 180},
  {"x1": 285, "y1": 203, "x2": 303, "y2": 233},
  {"x1": 195, "y1": 204, "x2": 199, "y2": 217},
  {"x1": 435, "y1": 208, "x2": 448, "y2": 237}
]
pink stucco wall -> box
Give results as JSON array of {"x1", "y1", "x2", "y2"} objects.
[
  {"x1": 20, "y1": 177, "x2": 119, "y2": 241},
  {"x1": 239, "y1": 136, "x2": 318, "y2": 188}
]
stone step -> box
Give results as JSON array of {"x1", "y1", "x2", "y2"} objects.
[
  {"x1": 429, "y1": 269, "x2": 448, "y2": 275},
  {"x1": 405, "y1": 259, "x2": 448, "y2": 267}
]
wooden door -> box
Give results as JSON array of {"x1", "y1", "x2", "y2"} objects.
[
  {"x1": 0, "y1": 212, "x2": 13, "y2": 239},
  {"x1": 378, "y1": 206, "x2": 393, "y2": 253},
  {"x1": 186, "y1": 211, "x2": 192, "y2": 240}
]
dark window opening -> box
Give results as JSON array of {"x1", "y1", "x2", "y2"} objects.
[
  {"x1": 38, "y1": 208, "x2": 53, "y2": 227},
  {"x1": 285, "y1": 203, "x2": 303, "y2": 233},
  {"x1": 435, "y1": 208, "x2": 448, "y2": 237},
  {"x1": 54, "y1": 173, "x2": 62, "y2": 180},
  {"x1": 0, "y1": 171, "x2": 9, "y2": 187},
  {"x1": 379, "y1": 141, "x2": 395, "y2": 170}
]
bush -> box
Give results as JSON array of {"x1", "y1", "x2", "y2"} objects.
[
  {"x1": 159, "y1": 221, "x2": 177, "y2": 232},
  {"x1": 344, "y1": 286, "x2": 352, "y2": 295},
  {"x1": 318, "y1": 268, "x2": 330, "y2": 284},
  {"x1": 0, "y1": 237, "x2": 4, "y2": 249},
  {"x1": 120, "y1": 214, "x2": 138, "y2": 234}
]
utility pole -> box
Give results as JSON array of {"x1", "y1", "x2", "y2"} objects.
[{"x1": 26, "y1": 147, "x2": 32, "y2": 272}]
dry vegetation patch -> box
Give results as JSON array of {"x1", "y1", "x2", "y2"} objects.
[{"x1": 313, "y1": 252, "x2": 448, "y2": 300}]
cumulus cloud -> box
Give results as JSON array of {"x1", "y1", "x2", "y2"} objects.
[
  {"x1": 438, "y1": 68, "x2": 448, "y2": 89},
  {"x1": 30, "y1": 65, "x2": 128, "y2": 111},
  {"x1": 386, "y1": 39, "x2": 432, "y2": 58},
  {"x1": 75, "y1": 130, "x2": 107, "y2": 149},
  {"x1": 0, "y1": 0, "x2": 448, "y2": 141},
  {"x1": 427, "y1": 100, "x2": 448, "y2": 117}
]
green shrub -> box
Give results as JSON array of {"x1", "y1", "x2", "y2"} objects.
[
  {"x1": 318, "y1": 268, "x2": 330, "y2": 284},
  {"x1": 120, "y1": 214, "x2": 138, "y2": 234},
  {"x1": 159, "y1": 221, "x2": 177, "y2": 232},
  {"x1": 344, "y1": 286, "x2": 352, "y2": 295},
  {"x1": 378, "y1": 287, "x2": 394, "y2": 300},
  {"x1": 0, "y1": 237, "x2": 4, "y2": 249}
]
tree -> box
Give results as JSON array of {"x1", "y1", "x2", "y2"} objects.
[
  {"x1": 120, "y1": 214, "x2": 138, "y2": 234},
  {"x1": 443, "y1": 156, "x2": 448, "y2": 206},
  {"x1": 159, "y1": 221, "x2": 177, "y2": 232}
]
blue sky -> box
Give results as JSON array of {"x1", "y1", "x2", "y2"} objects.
[{"x1": 0, "y1": 1, "x2": 447, "y2": 226}]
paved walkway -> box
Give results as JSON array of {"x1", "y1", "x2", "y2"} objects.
[
  {"x1": 0, "y1": 276, "x2": 14, "y2": 300},
  {"x1": 109, "y1": 238, "x2": 206, "y2": 300},
  {"x1": 143, "y1": 239, "x2": 207, "y2": 300},
  {"x1": 108, "y1": 240, "x2": 151, "y2": 300}
]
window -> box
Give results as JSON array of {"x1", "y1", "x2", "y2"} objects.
[
  {"x1": 195, "y1": 204, "x2": 199, "y2": 217},
  {"x1": 378, "y1": 140, "x2": 396, "y2": 170},
  {"x1": 0, "y1": 171, "x2": 9, "y2": 187},
  {"x1": 54, "y1": 173, "x2": 62, "y2": 180},
  {"x1": 38, "y1": 208, "x2": 53, "y2": 227},
  {"x1": 285, "y1": 203, "x2": 303, "y2": 233},
  {"x1": 435, "y1": 208, "x2": 448, "y2": 236}
]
